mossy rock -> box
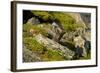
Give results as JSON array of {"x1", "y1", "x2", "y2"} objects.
[
  {"x1": 31, "y1": 11, "x2": 84, "y2": 32},
  {"x1": 23, "y1": 37, "x2": 46, "y2": 54},
  {"x1": 23, "y1": 37, "x2": 66, "y2": 61},
  {"x1": 31, "y1": 11, "x2": 54, "y2": 21}
]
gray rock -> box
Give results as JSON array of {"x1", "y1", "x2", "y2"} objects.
[
  {"x1": 60, "y1": 32, "x2": 75, "y2": 42},
  {"x1": 52, "y1": 22, "x2": 59, "y2": 27},
  {"x1": 23, "y1": 46, "x2": 41, "y2": 62},
  {"x1": 44, "y1": 23, "x2": 63, "y2": 42},
  {"x1": 68, "y1": 13, "x2": 86, "y2": 29},
  {"x1": 34, "y1": 34, "x2": 75, "y2": 59},
  {"x1": 26, "y1": 17, "x2": 40, "y2": 25},
  {"x1": 80, "y1": 13, "x2": 91, "y2": 25}
]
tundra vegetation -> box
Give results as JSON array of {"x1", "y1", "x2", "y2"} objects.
[{"x1": 23, "y1": 10, "x2": 91, "y2": 62}]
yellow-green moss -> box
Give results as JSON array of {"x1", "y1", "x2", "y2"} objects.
[{"x1": 23, "y1": 37, "x2": 46, "y2": 54}]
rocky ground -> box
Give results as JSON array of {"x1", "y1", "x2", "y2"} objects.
[{"x1": 23, "y1": 10, "x2": 91, "y2": 62}]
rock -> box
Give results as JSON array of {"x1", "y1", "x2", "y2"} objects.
[
  {"x1": 68, "y1": 13, "x2": 86, "y2": 28},
  {"x1": 84, "y1": 40, "x2": 91, "y2": 54},
  {"x1": 80, "y1": 13, "x2": 91, "y2": 25},
  {"x1": 68, "y1": 12, "x2": 91, "y2": 33},
  {"x1": 27, "y1": 17, "x2": 40, "y2": 25},
  {"x1": 34, "y1": 34, "x2": 75, "y2": 59},
  {"x1": 83, "y1": 30, "x2": 91, "y2": 41},
  {"x1": 44, "y1": 23, "x2": 64, "y2": 42},
  {"x1": 23, "y1": 46, "x2": 41, "y2": 62},
  {"x1": 73, "y1": 35, "x2": 87, "y2": 57},
  {"x1": 60, "y1": 32, "x2": 75, "y2": 42},
  {"x1": 52, "y1": 22, "x2": 59, "y2": 27}
]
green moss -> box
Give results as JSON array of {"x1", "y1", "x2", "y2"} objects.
[
  {"x1": 23, "y1": 32, "x2": 31, "y2": 37},
  {"x1": 31, "y1": 11, "x2": 54, "y2": 21},
  {"x1": 52, "y1": 12, "x2": 75, "y2": 24},
  {"x1": 53, "y1": 13, "x2": 84, "y2": 32},
  {"x1": 51, "y1": 12, "x2": 76, "y2": 31},
  {"x1": 23, "y1": 37, "x2": 46, "y2": 54}
]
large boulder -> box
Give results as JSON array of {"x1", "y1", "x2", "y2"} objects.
[{"x1": 34, "y1": 34, "x2": 75, "y2": 59}]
